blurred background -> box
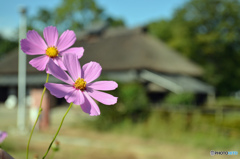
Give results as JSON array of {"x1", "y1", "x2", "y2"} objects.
[{"x1": 1, "y1": 0, "x2": 240, "y2": 158}]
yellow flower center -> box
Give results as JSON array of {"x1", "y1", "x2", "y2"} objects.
[
  {"x1": 46, "y1": 47, "x2": 58, "y2": 58},
  {"x1": 74, "y1": 78, "x2": 87, "y2": 91}
]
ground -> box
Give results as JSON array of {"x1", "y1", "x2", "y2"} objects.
[{"x1": 0, "y1": 104, "x2": 237, "y2": 159}]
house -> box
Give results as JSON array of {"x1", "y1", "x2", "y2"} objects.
[
  {"x1": 75, "y1": 27, "x2": 214, "y2": 105},
  {"x1": 0, "y1": 27, "x2": 214, "y2": 105}
]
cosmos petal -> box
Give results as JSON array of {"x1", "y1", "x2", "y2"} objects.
[
  {"x1": 87, "y1": 89, "x2": 118, "y2": 105},
  {"x1": 0, "y1": 131, "x2": 7, "y2": 143},
  {"x1": 82, "y1": 62, "x2": 102, "y2": 83},
  {"x1": 21, "y1": 39, "x2": 45, "y2": 55},
  {"x1": 43, "y1": 26, "x2": 58, "y2": 47},
  {"x1": 87, "y1": 81, "x2": 118, "y2": 91},
  {"x1": 57, "y1": 30, "x2": 76, "y2": 52},
  {"x1": 81, "y1": 91, "x2": 100, "y2": 116},
  {"x1": 47, "y1": 59, "x2": 74, "y2": 85},
  {"x1": 60, "y1": 47, "x2": 84, "y2": 59},
  {"x1": 65, "y1": 89, "x2": 85, "y2": 105},
  {"x1": 29, "y1": 55, "x2": 49, "y2": 71},
  {"x1": 26, "y1": 30, "x2": 47, "y2": 50},
  {"x1": 53, "y1": 56, "x2": 67, "y2": 70},
  {"x1": 45, "y1": 83, "x2": 74, "y2": 98},
  {"x1": 63, "y1": 54, "x2": 81, "y2": 81}
]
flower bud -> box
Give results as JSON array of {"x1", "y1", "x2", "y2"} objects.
[{"x1": 52, "y1": 140, "x2": 60, "y2": 152}]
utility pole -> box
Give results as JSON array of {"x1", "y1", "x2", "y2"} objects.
[{"x1": 17, "y1": 7, "x2": 27, "y2": 132}]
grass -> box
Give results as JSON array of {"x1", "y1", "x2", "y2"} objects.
[
  {"x1": 108, "y1": 109, "x2": 240, "y2": 150},
  {"x1": 1, "y1": 104, "x2": 240, "y2": 159}
]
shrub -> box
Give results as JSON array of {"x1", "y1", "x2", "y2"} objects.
[
  {"x1": 90, "y1": 82, "x2": 150, "y2": 130},
  {"x1": 163, "y1": 92, "x2": 196, "y2": 107}
]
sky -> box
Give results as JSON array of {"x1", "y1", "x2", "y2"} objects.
[{"x1": 0, "y1": 0, "x2": 189, "y2": 39}]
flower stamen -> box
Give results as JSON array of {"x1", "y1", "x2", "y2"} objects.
[
  {"x1": 74, "y1": 78, "x2": 86, "y2": 91},
  {"x1": 46, "y1": 46, "x2": 58, "y2": 58}
]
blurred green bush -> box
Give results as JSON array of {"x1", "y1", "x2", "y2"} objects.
[
  {"x1": 90, "y1": 82, "x2": 150, "y2": 130},
  {"x1": 163, "y1": 92, "x2": 196, "y2": 107}
]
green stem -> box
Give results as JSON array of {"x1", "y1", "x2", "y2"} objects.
[
  {"x1": 42, "y1": 103, "x2": 73, "y2": 159},
  {"x1": 26, "y1": 73, "x2": 49, "y2": 159}
]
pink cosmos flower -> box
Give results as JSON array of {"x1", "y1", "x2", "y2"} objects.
[
  {"x1": 21, "y1": 26, "x2": 84, "y2": 71},
  {"x1": 0, "y1": 131, "x2": 7, "y2": 144},
  {"x1": 45, "y1": 54, "x2": 118, "y2": 116}
]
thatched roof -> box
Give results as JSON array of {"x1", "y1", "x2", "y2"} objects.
[
  {"x1": 77, "y1": 28, "x2": 203, "y2": 76},
  {"x1": 0, "y1": 27, "x2": 203, "y2": 76}
]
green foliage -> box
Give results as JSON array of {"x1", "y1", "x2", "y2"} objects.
[
  {"x1": 29, "y1": 8, "x2": 56, "y2": 32},
  {"x1": 117, "y1": 83, "x2": 149, "y2": 114},
  {"x1": 90, "y1": 82, "x2": 150, "y2": 130},
  {"x1": 147, "y1": 0, "x2": 240, "y2": 95},
  {"x1": 106, "y1": 17, "x2": 125, "y2": 27},
  {"x1": 55, "y1": 0, "x2": 104, "y2": 30},
  {"x1": 163, "y1": 93, "x2": 196, "y2": 106},
  {"x1": 148, "y1": 20, "x2": 172, "y2": 41},
  {"x1": 29, "y1": 0, "x2": 125, "y2": 32},
  {"x1": 0, "y1": 36, "x2": 18, "y2": 57}
]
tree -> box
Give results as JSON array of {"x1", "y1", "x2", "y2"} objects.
[
  {"x1": 55, "y1": 0, "x2": 125, "y2": 31},
  {"x1": 148, "y1": 0, "x2": 240, "y2": 95},
  {"x1": 55, "y1": 0, "x2": 102, "y2": 30},
  {"x1": 29, "y1": 8, "x2": 56, "y2": 32},
  {"x1": 29, "y1": 0, "x2": 125, "y2": 33},
  {"x1": 0, "y1": 35, "x2": 18, "y2": 57}
]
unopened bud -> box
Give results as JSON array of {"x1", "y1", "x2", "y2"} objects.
[{"x1": 52, "y1": 140, "x2": 60, "y2": 152}]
